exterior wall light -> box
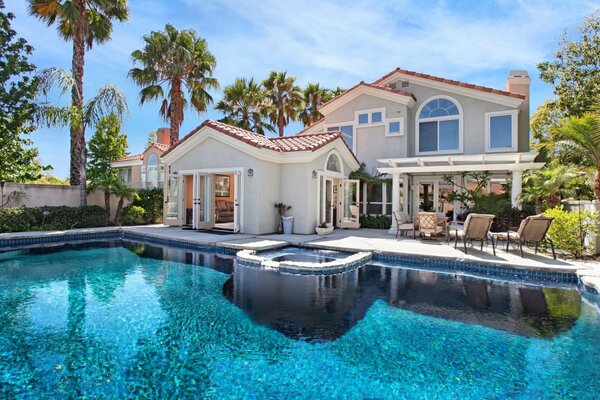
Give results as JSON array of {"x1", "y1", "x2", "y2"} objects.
[
  {"x1": 248, "y1": 168, "x2": 254, "y2": 177},
  {"x1": 312, "y1": 170, "x2": 317, "y2": 179}
]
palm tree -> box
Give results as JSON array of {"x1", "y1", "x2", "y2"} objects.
[
  {"x1": 28, "y1": 0, "x2": 129, "y2": 200},
  {"x1": 262, "y1": 71, "x2": 302, "y2": 137},
  {"x1": 519, "y1": 164, "x2": 578, "y2": 214},
  {"x1": 550, "y1": 111, "x2": 600, "y2": 201},
  {"x1": 129, "y1": 24, "x2": 219, "y2": 145},
  {"x1": 298, "y1": 83, "x2": 331, "y2": 127},
  {"x1": 215, "y1": 78, "x2": 272, "y2": 134},
  {"x1": 34, "y1": 67, "x2": 128, "y2": 205}
]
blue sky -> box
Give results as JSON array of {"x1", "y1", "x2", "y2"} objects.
[{"x1": 8, "y1": 0, "x2": 600, "y2": 178}]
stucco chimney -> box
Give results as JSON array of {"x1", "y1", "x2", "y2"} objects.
[
  {"x1": 157, "y1": 128, "x2": 171, "y2": 145},
  {"x1": 506, "y1": 70, "x2": 531, "y2": 152}
]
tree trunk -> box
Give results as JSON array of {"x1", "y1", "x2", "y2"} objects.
[
  {"x1": 546, "y1": 193, "x2": 561, "y2": 209},
  {"x1": 114, "y1": 197, "x2": 125, "y2": 225},
  {"x1": 278, "y1": 109, "x2": 284, "y2": 137},
  {"x1": 170, "y1": 78, "x2": 182, "y2": 145},
  {"x1": 595, "y1": 168, "x2": 600, "y2": 203},
  {"x1": 104, "y1": 189, "x2": 111, "y2": 224},
  {"x1": 71, "y1": 0, "x2": 87, "y2": 206},
  {"x1": 535, "y1": 198, "x2": 543, "y2": 215}
]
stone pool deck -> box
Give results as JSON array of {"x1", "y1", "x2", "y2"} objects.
[{"x1": 2, "y1": 225, "x2": 600, "y2": 293}]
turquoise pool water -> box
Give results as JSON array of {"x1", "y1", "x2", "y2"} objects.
[{"x1": 1, "y1": 241, "x2": 599, "y2": 399}]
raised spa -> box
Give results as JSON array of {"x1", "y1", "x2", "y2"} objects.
[{"x1": 236, "y1": 246, "x2": 372, "y2": 274}]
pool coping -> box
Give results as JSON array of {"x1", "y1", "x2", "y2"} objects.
[{"x1": 0, "y1": 226, "x2": 595, "y2": 293}]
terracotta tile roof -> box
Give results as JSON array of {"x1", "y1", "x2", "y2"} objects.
[
  {"x1": 372, "y1": 67, "x2": 525, "y2": 99},
  {"x1": 318, "y1": 81, "x2": 416, "y2": 112},
  {"x1": 113, "y1": 153, "x2": 143, "y2": 163},
  {"x1": 162, "y1": 120, "x2": 358, "y2": 164},
  {"x1": 152, "y1": 142, "x2": 170, "y2": 151}
]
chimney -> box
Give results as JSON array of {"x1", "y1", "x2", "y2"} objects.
[
  {"x1": 157, "y1": 128, "x2": 171, "y2": 146},
  {"x1": 506, "y1": 70, "x2": 531, "y2": 152}
]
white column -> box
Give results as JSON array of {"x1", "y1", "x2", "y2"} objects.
[
  {"x1": 402, "y1": 174, "x2": 409, "y2": 215},
  {"x1": 511, "y1": 170, "x2": 523, "y2": 209},
  {"x1": 388, "y1": 173, "x2": 400, "y2": 234}
]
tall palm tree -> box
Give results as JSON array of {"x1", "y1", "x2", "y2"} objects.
[
  {"x1": 35, "y1": 67, "x2": 128, "y2": 205},
  {"x1": 262, "y1": 71, "x2": 302, "y2": 137},
  {"x1": 298, "y1": 83, "x2": 331, "y2": 127},
  {"x1": 28, "y1": 0, "x2": 129, "y2": 203},
  {"x1": 129, "y1": 24, "x2": 219, "y2": 145},
  {"x1": 550, "y1": 111, "x2": 600, "y2": 201},
  {"x1": 215, "y1": 78, "x2": 272, "y2": 134},
  {"x1": 519, "y1": 164, "x2": 578, "y2": 213}
]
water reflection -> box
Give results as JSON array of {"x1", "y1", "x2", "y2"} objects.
[{"x1": 223, "y1": 264, "x2": 582, "y2": 342}]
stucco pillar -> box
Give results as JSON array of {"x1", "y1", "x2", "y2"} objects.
[
  {"x1": 402, "y1": 174, "x2": 410, "y2": 215},
  {"x1": 388, "y1": 173, "x2": 400, "y2": 235},
  {"x1": 511, "y1": 170, "x2": 523, "y2": 209}
]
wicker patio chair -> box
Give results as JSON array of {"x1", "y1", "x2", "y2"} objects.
[
  {"x1": 498, "y1": 215, "x2": 556, "y2": 259},
  {"x1": 393, "y1": 211, "x2": 415, "y2": 238},
  {"x1": 447, "y1": 213, "x2": 496, "y2": 255},
  {"x1": 417, "y1": 212, "x2": 444, "y2": 240}
]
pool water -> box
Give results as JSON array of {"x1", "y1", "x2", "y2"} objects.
[
  {"x1": 1, "y1": 241, "x2": 599, "y2": 399},
  {"x1": 261, "y1": 246, "x2": 349, "y2": 264}
]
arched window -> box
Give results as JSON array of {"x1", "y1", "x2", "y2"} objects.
[
  {"x1": 417, "y1": 97, "x2": 461, "y2": 153},
  {"x1": 326, "y1": 153, "x2": 341, "y2": 173},
  {"x1": 147, "y1": 153, "x2": 158, "y2": 165},
  {"x1": 146, "y1": 153, "x2": 159, "y2": 188}
]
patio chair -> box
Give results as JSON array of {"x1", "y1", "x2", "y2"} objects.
[
  {"x1": 447, "y1": 213, "x2": 496, "y2": 255},
  {"x1": 393, "y1": 211, "x2": 414, "y2": 238},
  {"x1": 417, "y1": 212, "x2": 444, "y2": 240},
  {"x1": 499, "y1": 215, "x2": 556, "y2": 260}
]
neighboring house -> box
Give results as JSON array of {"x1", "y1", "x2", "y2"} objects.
[
  {"x1": 111, "y1": 128, "x2": 171, "y2": 189},
  {"x1": 161, "y1": 120, "x2": 360, "y2": 234},
  {"x1": 299, "y1": 68, "x2": 542, "y2": 233}
]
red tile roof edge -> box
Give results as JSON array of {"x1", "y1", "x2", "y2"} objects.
[
  {"x1": 317, "y1": 81, "x2": 416, "y2": 112},
  {"x1": 113, "y1": 153, "x2": 143, "y2": 163},
  {"x1": 112, "y1": 141, "x2": 169, "y2": 163},
  {"x1": 372, "y1": 68, "x2": 526, "y2": 100}
]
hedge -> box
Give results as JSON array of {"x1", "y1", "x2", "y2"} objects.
[
  {"x1": 123, "y1": 188, "x2": 163, "y2": 225},
  {"x1": 359, "y1": 215, "x2": 392, "y2": 229},
  {"x1": 0, "y1": 206, "x2": 108, "y2": 233}
]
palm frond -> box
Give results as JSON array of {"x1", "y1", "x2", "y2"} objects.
[{"x1": 83, "y1": 84, "x2": 129, "y2": 127}]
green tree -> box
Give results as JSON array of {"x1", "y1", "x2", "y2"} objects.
[
  {"x1": 538, "y1": 11, "x2": 600, "y2": 116},
  {"x1": 0, "y1": 1, "x2": 49, "y2": 183},
  {"x1": 34, "y1": 67, "x2": 128, "y2": 205},
  {"x1": 146, "y1": 130, "x2": 157, "y2": 148},
  {"x1": 129, "y1": 24, "x2": 219, "y2": 145},
  {"x1": 215, "y1": 77, "x2": 272, "y2": 134},
  {"x1": 298, "y1": 83, "x2": 331, "y2": 127},
  {"x1": 262, "y1": 71, "x2": 302, "y2": 137},
  {"x1": 28, "y1": 0, "x2": 130, "y2": 200},
  {"x1": 519, "y1": 164, "x2": 579, "y2": 214},
  {"x1": 87, "y1": 114, "x2": 128, "y2": 223}
]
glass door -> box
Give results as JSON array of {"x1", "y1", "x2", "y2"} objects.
[
  {"x1": 340, "y1": 179, "x2": 360, "y2": 228},
  {"x1": 415, "y1": 180, "x2": 438, "y2": 214},
  {"x1": 165, "y1": 175, "x2": 180, "y2": 221},
  {"x1": 321, "y1": 178, "x2": 334, "y2": 227},
  {"x1": 193, "y1": 174, "x2": 214, "y2": 230}
]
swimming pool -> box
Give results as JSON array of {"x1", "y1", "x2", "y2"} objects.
[{"x1": 1, "y1": 240, "x2": 599, "y2": 399}]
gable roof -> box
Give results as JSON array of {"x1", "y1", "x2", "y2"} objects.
[
  {"x1": 373, "y1": 68, "x2": 525, "y2": 100},
  {"x1": 161, "y1": 120, "x2": 359, "y2": 164},
  {"x1": 112, "y1": 141, "x2": 170, "y2": 163}
]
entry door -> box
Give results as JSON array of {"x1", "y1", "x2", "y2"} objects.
[
  {"x1": 233, "y1": 171, "x2": 241, "y2": 233},
  {"x1": 193, "y1": 174, "x2": 214, "y2": 230},
  {"x1": 340, "y1": 179, "x2": 360, "y2": 229}
]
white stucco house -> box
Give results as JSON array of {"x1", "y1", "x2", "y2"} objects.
[
  {"x1": 299, "y1": 68, "x2": 542, "y2": 234},
  {"x1": 161, "y1": 67, "x2": 542, "y2": 235},
  {"x1": 161, "y1": 120, "x2": 361, "y2": 234}
]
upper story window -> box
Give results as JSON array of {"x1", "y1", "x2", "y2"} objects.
[
  {"x1": 326, "y1": 153, "x2": 341, "y2": 173},
  {"x1": 118, "y1": 168, "x2": 132, "y2": 185},
  {"x1": 417, "y1": 97, "x2": 462, "y2": 154},
  {"x1": 356, "y1": 108, "x2": 385, "y2": 126},
  {"x1": 327, "y1": 125, "x2": 353, "y2": 151},
  {"x1": 146, "y1": 153, "x2": 159, "y2": 189},
  {"x1": 485, "y1": 110, "x2": 518, "y2": 152}
]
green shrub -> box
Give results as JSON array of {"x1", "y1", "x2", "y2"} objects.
[
  {"x1": 0, "y1": 206, "x2": 108, "y2": 233},
  {"x1": 121, "y1": 205, "x2": 146, "y2": 226},
  {"x1": 470, "y1": 194, "x2": 511, "y2": 216},
  {"x1": 131, "y1": 188, "x2": 163, "y2": 224},
  {"x1": 543, "y1": 206, "x2": 598, "y2": 258},
  {"x1": 359, "y1": 215, "x2": 392, "y2": 229}
]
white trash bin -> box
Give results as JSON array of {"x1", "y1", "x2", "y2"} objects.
[{"x1": 282, "y1": 216, "x2": 294, "y2": 234}]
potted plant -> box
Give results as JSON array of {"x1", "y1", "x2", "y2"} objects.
[
  {"x1": 315, "y1": 221, "x2": 334, "y2": 235},
  {"x1": 274, "y1": 203, "x2": 292, "y2": 234}
]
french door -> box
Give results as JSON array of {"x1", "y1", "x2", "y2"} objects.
[
  {"x1": 340, "y1": 179, "x2": 360, "y2": 228},
  {"x1": 193, "y1": 173, "x2": 214, "y2": 230},
  {"x1": 321, "y1": 178, "x2": 334, "y2": 227}
]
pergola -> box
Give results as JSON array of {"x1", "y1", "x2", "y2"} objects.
[{"x1": 377, "y1": 152, "x2": 544, "y2": 230}]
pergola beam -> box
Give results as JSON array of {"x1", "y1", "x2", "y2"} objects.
[{"x1": 378, "y1": 162, "x2": 544, "y2": 175}]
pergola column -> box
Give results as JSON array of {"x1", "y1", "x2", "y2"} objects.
[
  {"x1": 388, "y1": 173, "x2": 400, "y2": 234},
  {"x1": 511, "y1": 170, "x2": 523, "y2": 209}
]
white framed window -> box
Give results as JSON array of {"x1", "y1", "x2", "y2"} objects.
[
  {"x1": 354, "y1": 108, "x2": 386, "y2": 127},
  {"x1": 485, "y1": 110, "x2": 518, "y2": 152},
  {"x1": 416, "y1": 96, "x2": 463, "y2": 155},
  {"x1": 385, "y1": 118, "x2": 405, "y2": 136},
  {"x1": 326, "y1": 123, "x2": 354, "y2": 152}
]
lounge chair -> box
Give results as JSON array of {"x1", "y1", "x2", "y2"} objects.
[
  {"x1": 417, "y1": 212, "x2": 444, "y2": 240},
  {"x1": 498, "y1": 215, "x2": 556, "y2": 259},
  {"x1": 393, "y1": 211, "x2": 414, "y2": 238},
  {"x1": 447, "y1": 213, "x2": 496, "y2": 255}
]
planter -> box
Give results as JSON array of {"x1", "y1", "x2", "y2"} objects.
[
  {"x1": 315, "y1": 226, "x2": 334, "y2": 235},
  {"x1": 282, "y1": 216, "x2": 294, "y2": 234}
]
